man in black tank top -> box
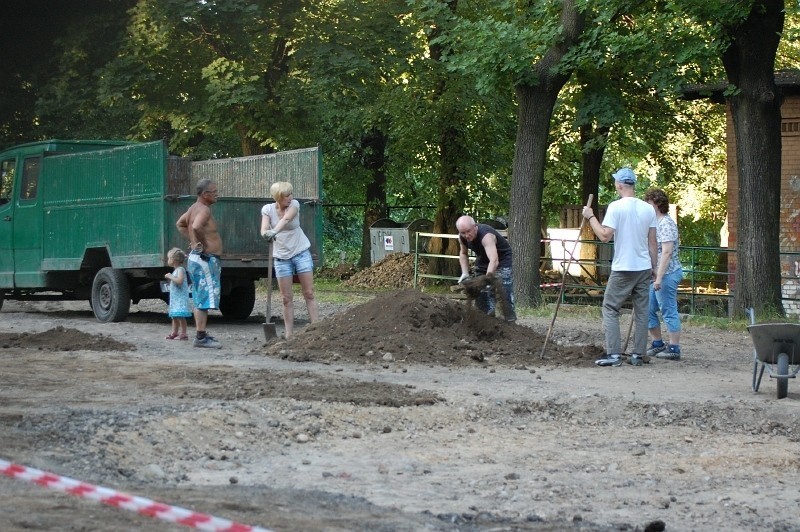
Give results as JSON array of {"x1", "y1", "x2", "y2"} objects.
[{"x1": 456, "y1": 215, "x2": 517, "y2": 322}]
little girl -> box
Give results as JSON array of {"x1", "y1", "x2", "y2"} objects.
[{"x1": 165, "y1": 247, "x2": 192, "y2": 340}]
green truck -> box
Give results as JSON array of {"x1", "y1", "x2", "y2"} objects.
[{"x1": 0, "y1": 139, "x2": 322, "y2": 322}]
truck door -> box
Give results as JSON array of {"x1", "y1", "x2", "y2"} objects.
[
  {"x1": 0, "y1": 158, "x2": 15, "y2": 287},
  {"x1": 12, "y1": 156, "x2": 44, "y2": 287}
]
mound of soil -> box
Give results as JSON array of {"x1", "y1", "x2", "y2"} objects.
[
  {"x1": 268, "y1": 289, "x2": 604, "y2": 367},
  {"x1": 0, "y1": 325, "x2": 135, "y2": 352},
  {"x1": 343, "y1": 253, "x2": 425, "y2": 289}
]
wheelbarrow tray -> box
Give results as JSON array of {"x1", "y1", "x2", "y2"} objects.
[
  {"x1": 747, "y1": 323, "x2": 800, "y2": 399},
  {"x1": 747, "y1": 323, "x2": 800, "y2": 364}
]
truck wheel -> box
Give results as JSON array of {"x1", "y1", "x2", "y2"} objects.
[
  {"x1": 0, "y1": 290, "x2": 4, "y2": 311},
  {"x1": 219, "y1": 281, "x2": 256, "y2": 320},
  {"x1": 91, "y1": 268, "x2": 131, "y2": 322}
]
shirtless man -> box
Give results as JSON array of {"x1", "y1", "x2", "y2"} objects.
[{"x1": 176, "y1": 179, "x2": 223, "y2": 349}]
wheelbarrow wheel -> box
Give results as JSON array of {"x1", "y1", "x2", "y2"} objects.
[{"x1": 777, "y1": 353, "x2": 789, "y2": 399}]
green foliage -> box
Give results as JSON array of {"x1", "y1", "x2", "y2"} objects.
[
  {"x1": 322, "y1": 205, "x2": 364, "y2": 267},
  {"x1": 96, "y1": 0, "x2": 307, "y2": 156},
  {"x1": 6, "y1": 4, "x2": 138, "y2": 144},
  {"x1": 777, "y1": 8, "x2": 800, "y2": 69},
  {"x1": 288, "y1": 0, "x2": 418, "y2": 204},
  {"x1": 0, "y1": 0, "x2": 795, "y2": 307}
]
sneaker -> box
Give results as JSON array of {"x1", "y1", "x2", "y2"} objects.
[
  {"x1": 656, "y1": 346, "x2": 681, "y2": 360},
  {"x1": 595, "y1": 354, "x2": 622, "y2": 367},
  {"x1": 629, "y1": 354, "x2": 643, "y2": 366},
  {"x1": 646, "y1": 341, "x2": 666, "y2": 357},
  {"x1": 194, "y1": 335, "x2": 222, "y2": 349}
]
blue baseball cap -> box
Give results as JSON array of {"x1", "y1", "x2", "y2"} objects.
[{"x1": 612, "y1": 168, "x2": 636, "y2": 184}]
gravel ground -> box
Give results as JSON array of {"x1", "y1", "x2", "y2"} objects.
[{"x1": 1, "y1": 288, "x2": 799, "y2": 532}]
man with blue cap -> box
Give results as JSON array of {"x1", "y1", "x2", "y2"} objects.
[{"x1": 582, "y1": 168, "x2": 657, "y2": 367}]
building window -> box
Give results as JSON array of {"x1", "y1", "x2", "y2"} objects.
[{"x1": 781, "y1": 120, "x2": 800, "y2": 136}]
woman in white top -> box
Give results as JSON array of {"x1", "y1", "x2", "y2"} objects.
[{"x1": 260, "y1": 181, "x2": 319, "y2": 339}]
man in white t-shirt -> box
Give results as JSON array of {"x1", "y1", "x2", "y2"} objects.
[{"x1": 582, "y1": 168, "x2": 657, "y2": 367}]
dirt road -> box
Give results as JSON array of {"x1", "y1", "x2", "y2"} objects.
[{"x1": 1, "y1": 290, "x2": 798, "y2": 532}]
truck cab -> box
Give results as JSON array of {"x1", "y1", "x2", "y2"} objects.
[{"x1": 0, "y1": 140, "x2": 132, "y2": 299}]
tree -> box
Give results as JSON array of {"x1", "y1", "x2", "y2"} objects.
[
  {"x1": 508, "y1": 1, "x2": 586, "y2": 307},
  {"x1": 99, "y1": 0, "x2": 305, "y2": 157},
  {"x1": 416, "y1": 0, "x2": 472, "y2": 277},
  {"x1": 0, "y1": 0, "x2": 137, "y2": 147},
  {"x1": 288, "y1": 0, "x2": 419, "y2": 266},
  {"x1": 295, "y1": 0, "x2": 516, "y2": 268},
  {"x1": 429, "y1": 0, "x2": 591, "y2": 305},
  {"x1": 33, "y1": 5, "x2": 139, "y2": 141},
  {"x1": 717, "y1": 0, "x2": 785, "y2": 315}
]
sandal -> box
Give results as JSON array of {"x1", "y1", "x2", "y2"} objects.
[
  {"x1": 179, "y1": 335, "x2": 189, "y2": 341},
  {"x1": 165, "y1": 333, "x2": 180, "y2": 340}
]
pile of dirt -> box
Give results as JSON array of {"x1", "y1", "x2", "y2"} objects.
[
  {"x1": 267, "y1": 289, "x2": 604, "y2": 367},
  {"x1": 342, "y1": 253, "x2": 425, "y2": 289},
  {"x1": 0, "y1": 325, "x2": 135, "y2": 352},
  {"x1": 315, "y1": 263, "x2": 358, "y2": 281}
]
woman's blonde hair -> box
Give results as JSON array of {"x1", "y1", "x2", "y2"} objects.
[
  {"x1": 167, "y1": 247, "x2": 186, "y2": 265},
  {"x1": 270, "y1": 181, "x2": 293, "y2": 202}
]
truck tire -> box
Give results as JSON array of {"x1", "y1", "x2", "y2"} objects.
[
  {"x1": 0, "y1": 290, "x2": 4, "y2": 311},
  {"x1": 219, "y1": 281, "x2": 256, "y2": 320},
  {"x1": 91, "y1": 268, "x2": 131, "y2": 322}
]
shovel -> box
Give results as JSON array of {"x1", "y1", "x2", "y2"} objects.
[{"x1": 263, "y1": 240, "x2": 277, "y2": 340}]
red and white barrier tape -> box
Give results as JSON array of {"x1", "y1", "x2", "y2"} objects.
[{"x1": 0, "y1": 458, "x2": 271, "y2": 532}]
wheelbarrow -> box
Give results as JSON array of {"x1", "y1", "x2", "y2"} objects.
[{"x1": 746, "y1": 308, "x2": 800, "y2": 399}]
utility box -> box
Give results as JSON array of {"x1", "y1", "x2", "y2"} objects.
[{"x1": 369, "y1": 218, "x2": 433, "y2": 264}]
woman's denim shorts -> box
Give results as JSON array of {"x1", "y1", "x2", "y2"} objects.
[{"x1": 274, "y1": 248, "x2": 313, "y2": 279}]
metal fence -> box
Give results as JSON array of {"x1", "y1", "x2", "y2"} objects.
[
  {"x1": 191, "y1": 147, "x2": 321, "y2": 199},
  {"x1": 412, "y1": 232, "x2": 800, "y2": 317}
]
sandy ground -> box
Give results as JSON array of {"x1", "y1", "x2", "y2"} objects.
[{"x1": 1, "y1": 288, "x2": 799, "y2": 532}]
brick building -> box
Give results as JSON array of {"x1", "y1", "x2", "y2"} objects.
[{"x1": 686, "y1": 70, "x2": 800, "y2": 314}]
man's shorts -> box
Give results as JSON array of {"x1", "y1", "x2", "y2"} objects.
[
  {"x1": 187, "y1": 251, "x2": 221, "y2": 310},
  {"x1": 274, "y1": 248, "x2": 313, "y2": 279}
]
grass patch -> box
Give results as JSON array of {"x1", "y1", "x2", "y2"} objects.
[{"x1": 683, "y1": 314, "x2": 748, "y2": 332}]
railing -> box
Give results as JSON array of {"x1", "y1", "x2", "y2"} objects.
[
  {"x1": 413, "y1": 232, "x2": 463, "y2": 284},
  {"x1": 412, "y1": 231, "x2": 800, "y2": 317}
]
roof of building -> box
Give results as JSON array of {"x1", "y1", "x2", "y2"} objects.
[{"x1": 681, "y1": 69, "x2": 800, "y2": 103}]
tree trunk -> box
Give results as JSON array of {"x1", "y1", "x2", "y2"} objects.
[
  {"x1": 721, "y1": 0, "x2": 784, "y2": 316},
  {"x1": 509, "y1": 0, "x2": 585, "y2": 308},
  {"x1": 427, "y1": 0, "x2": 467, "y2": 280},
  {"x1": 358, "y1": 129, "x2": 388, "y2": 268},
  {"x1": 239, "y1": 131, "x2": 265, "y2": 156},
  {"x1": 430, "y1": 164, "x2": 466, "y2": 278},
  {"x1": 579, "y1": 123, "x2": 609, "y2": 278},
  {"x1": 429, "y1": 113, "x2": 470, "y2": 278},
  {"x1": 511, "y1": 86, "x2": 558, "y2": 307},
  {"x1": 580, "y1": 123, "x2": 608, "y2": 215}
]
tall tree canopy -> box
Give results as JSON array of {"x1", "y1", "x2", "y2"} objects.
[{"x1": 0, "y1": 0, "x2": 796, "y2": 316}]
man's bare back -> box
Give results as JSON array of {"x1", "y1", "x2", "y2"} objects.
[{"x1": 177, "y1": 181, "x2": 223, "y2": 255}]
